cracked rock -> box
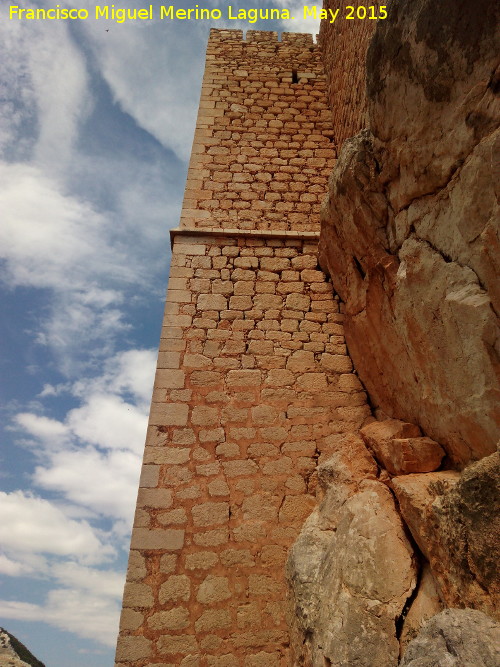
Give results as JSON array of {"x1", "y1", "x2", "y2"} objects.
[
  {"x1": 287, "y1": 434, "x2": 417, "y2": 666},
  {"x1": 400, "y1": 609, "x2": 500, "y2": 666},
  {"x1": 319, "y1": 0, "x2": 500, "y2": 465}
]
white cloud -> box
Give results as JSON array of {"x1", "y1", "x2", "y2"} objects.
[
  {"x1": 0, "y1": 600, "x2": 42, "y2": 620},
  {"x1": 0, "y1": 5, "x2": 91, "y2": 169},
  {"x1": 0, "y1": 161, "x2": 153, "y2": 373},
  {"x1": 4, "y1": 343, "x2": 155, "y2": 651},
  {"x1": 13, "y1": 348, "x2": 155, "y2": 522},
  {"x1": 14, "y1": 413, "x2": 69, "y2": 446},
  {"x1": 0, "y1": 162, "x2": 128, "y2": 292},
  {"x1": 29, "y1": 21, "x2": 91, "y2": 172},
  {"x1": 0, "y1": 589, "x2": 121, "y2": 647},
  {"x1": 34, "y1": 447, "x2": 142, "y2": 521},
  {"x1": 67, "y1": 394, "x2": 148, "y2": 452},
  {"x1": 36, "y1": 298, "x2": 132, "y2": 376},
  {"x1": 88, "y1": 27, "x2": 203, "y2": 161},
  {"x1": 66, "y1": 0, "x2": 206, "y2": 161},
  {"x1": 4, "y1": 346, "x2": 156, "y2": 647},
  {"x1": 72, "y1": 348, "x2": 157, "y2": 404},
  {"x1": 0, "y1": 554, "x2": 36, "y2": 577},
  {"x1": 0, "y1": 12, "x2": 176, "y2": 372},
  {"x1": 0, "y1": 16, "x2": 36, "y2": 158},
  {"x1": 52, "y1": 562, "x2": 125, "y2": 598},
  {"x1": 0, "y1": 491, "x2": 113, "y2": 563}
]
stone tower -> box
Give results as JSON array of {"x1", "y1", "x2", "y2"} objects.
[{"x1": 115, "y1": 29, "x2": 370, "y2": 666}]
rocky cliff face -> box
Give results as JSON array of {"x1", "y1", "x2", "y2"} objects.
[
  {"x1": 319, "y1": 0, "x2": 499, "y2": 465},
  {"x1": 287, "y1": 0, "x2": 499, "y2": 664}
]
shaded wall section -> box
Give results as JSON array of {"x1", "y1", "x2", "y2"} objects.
[
  {"x1": 319, "y1": 0, "x2": 500, "y2": 463},
  {"x1": 319, "y1": 0, "x2": 384, "y2": 149}
]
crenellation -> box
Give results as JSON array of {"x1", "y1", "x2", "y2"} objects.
[{"x1": 245, "y1": 30, "x2": 278, "y2": 42}]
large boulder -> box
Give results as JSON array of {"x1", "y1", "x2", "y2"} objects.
[
  {"x1": 392, "y1": 451, "x2": 500, "y2": 618},
  {"x1": 400, "y1": 609, "x2": 500, "y2": 666},
  {"x1": 360, "y1": 419, "x2": 445, "y2": 475},
  {"x1": 287, "y1": 434, "x2": 417, "y2": 666},
  {"x1": 319, "y1": 0, "x2": 500, "y2": 465}
]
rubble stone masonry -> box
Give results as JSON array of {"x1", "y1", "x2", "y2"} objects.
[
  {"x1": 115, "y1": 29, "x2": 370, "y2": 666},
  {"x1": 180, "y1": 29, "x2": 335, "y2": 232},
  {"x1": 319, "y1": 0, "x2": 384, "y2": 148}
]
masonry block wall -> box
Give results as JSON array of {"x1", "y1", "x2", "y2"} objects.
[
  {"x1": 319, "y1": 1, "x2": 384, "y2": 148},
  {"x1": 180, "y1": 29, "x2": 335, "y2": 232},
  {"x1": 115, "y1": 29, "x2": 370, "y2": 667}
]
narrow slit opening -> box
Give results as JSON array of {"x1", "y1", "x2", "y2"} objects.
[{"x1": 292, "y1": 68, "x2": 299, "y2": 84}]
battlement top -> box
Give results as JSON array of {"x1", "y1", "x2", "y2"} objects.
[{"x1": 208, "y1": 28, "x2": 315, "y2": 45}]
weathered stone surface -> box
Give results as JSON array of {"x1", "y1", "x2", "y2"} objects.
[
  {"x1": 287, "y1": 434, "x2": 417, "y2": 666},
  {"x1": 360, "y1": 419, "x2": 445, "y2": 474},
  {"x1": 319, "y1": 0, "x2": 500, "y2": 465},
  {"x1": 393, "y1": 452, "x2": 500, "y2": 617},
  {"x1": 196, "y1": 575, "x2": 231, "y2": 604},
  {"x1": 148, "y1": 607, "x2": 190, "y2": 630},
  {"x1": 316, "y1": 432, "x2": 378, "y2": 518},
  {"x1": 115, "y1": 635, "x2": 152, "y2": 662},
  {"x1": 400, "y1": 564, "x2": 444, "y2": 651},
  {"x1": 400, "y1": 609, "x2": 500, "y2": 666}
]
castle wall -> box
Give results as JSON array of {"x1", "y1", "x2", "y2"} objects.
[
  {"x1": 115, "y1": 29, "x2": 370, "y2": 667},
  {"x1": 180, "y1": 29, "x2": 334, "y2": 232},
  {"x1": 319, "y1": 1, "x2": 384, "y2": 148}
]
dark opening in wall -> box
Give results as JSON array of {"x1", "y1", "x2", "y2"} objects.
[{"x1": 292, "y1": 68, "x2": 299, "y2": 83}]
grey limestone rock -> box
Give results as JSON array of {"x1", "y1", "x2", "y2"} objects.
[{"x1": 400, "y1": 609, "x2": 500, "y2": 666}]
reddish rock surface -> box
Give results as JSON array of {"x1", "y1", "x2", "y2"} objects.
[
  {"x1": 319, "y1": 0, "x2": 500, "y2": 465},
  {"x1": 392, "y1": 452, "x2": 500, "y2": 619},
  {"x1": 400, "y1": 565, "x2": 444, "y2": 654},
  {"x1": 360, "y1": 419, "x2": 445, "y2": 475}
]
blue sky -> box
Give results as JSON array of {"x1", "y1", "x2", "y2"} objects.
[{"x1": 0, "y1": 1, "x2": 320, "y2": 664}]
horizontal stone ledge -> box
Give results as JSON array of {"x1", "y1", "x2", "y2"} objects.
[{"x1": 170, "y1": 226, "x2": 320, "y2": 248}]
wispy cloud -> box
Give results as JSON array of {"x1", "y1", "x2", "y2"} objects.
[
  {"x1": 0, "y1": 161, "x2": 137, "y2": 373},
  {"x1": 80, "y1": 15, "x2": 205, "y2": 161},
  {"x1": 2, "y1": 348, "x2": 156, "y2": 645},
  {"x1": 0, "y1": 590, "x2": 120, "y2": 647},
  {"x1": 0, "y1": 163, "x2": 126, "y2": 291},
  {"x1": 13, "y1": 348, "x2": 155, "y2": 520},
  {"x1": 0, "y1": 491, "x2": 112, "y2": 563}
]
